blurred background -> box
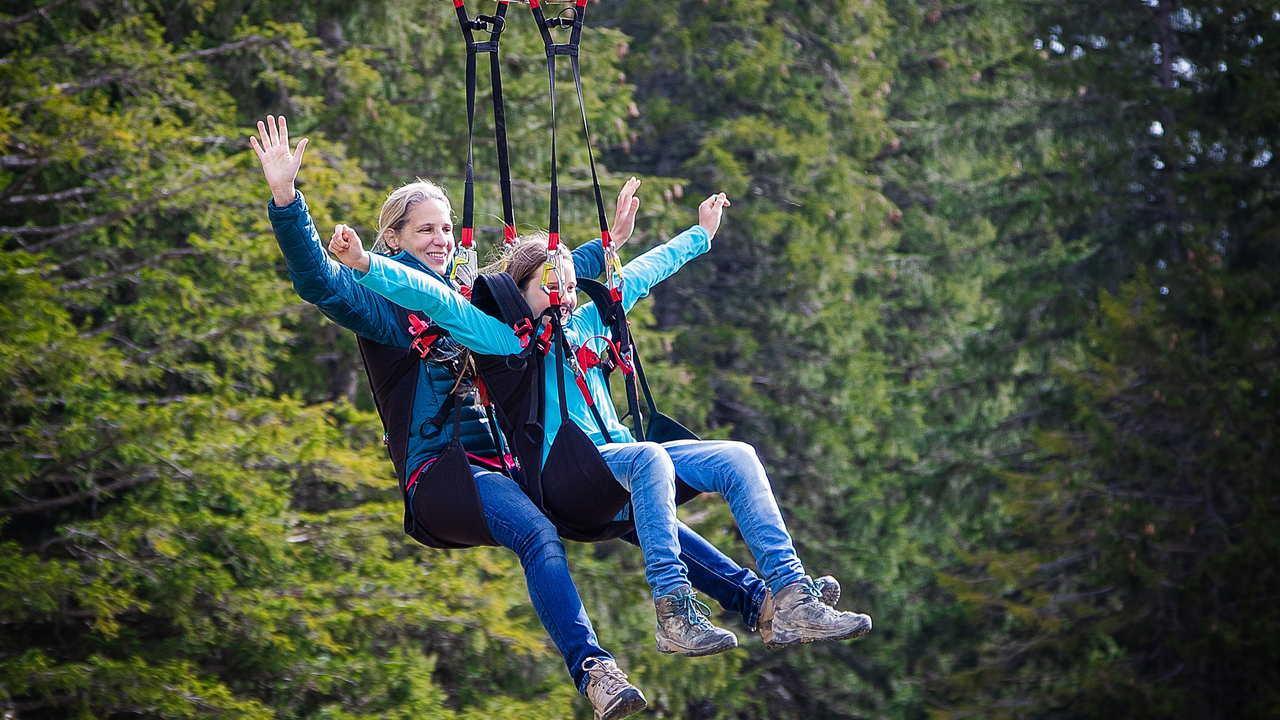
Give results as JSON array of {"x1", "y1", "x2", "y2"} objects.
[{"x1": 2, "y1": 0, "x2": 1277, "y2": 717}]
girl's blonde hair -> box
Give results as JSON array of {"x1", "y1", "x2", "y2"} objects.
[
  {"x1": 373, "y1": 180, "x2": 452, "y2": 255},
  {"x1": 481, "y1": 230, "x2": 572, "y2": 291}
]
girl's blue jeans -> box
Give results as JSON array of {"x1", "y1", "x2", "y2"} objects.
[
  {"x1": 599, "y1": 440, "x2": 807, "y2": 600},
  {"x1": 412, "y1": 464, "x2": 769, "y2": 694}
]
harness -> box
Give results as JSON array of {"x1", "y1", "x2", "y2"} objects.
[
  {"x1": 450, "y1": 0, "x2": 518, "y2": 293},
  {"x1": 358, "y1": 305, "x2": 499, "y2": 549}
]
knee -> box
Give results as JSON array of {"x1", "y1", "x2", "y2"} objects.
[
  {"x1": 632, "y1": 442, "x2": 676, "y2": 485},
  {"x1": 511, "y1": 517, "x2": 567, "y2": 563},
  {"x1": 724, "y1": 441, "x2": 767, "y2": 474}
]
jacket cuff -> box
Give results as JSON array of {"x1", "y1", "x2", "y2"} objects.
[{"x1": 267, "y1": 190, "x2": 305, "y2": 218}]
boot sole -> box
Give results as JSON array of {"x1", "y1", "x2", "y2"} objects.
[
  {"x1": 599, "y1": 689, "x2": 648, "y2": 720},
  {"x1": 655, "y1": 633, "x2": 739, "y2": 657},
  {"x1": 764, "y1": 614, "x2": 872, "y2": 651}
]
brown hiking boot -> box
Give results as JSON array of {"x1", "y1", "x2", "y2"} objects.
[
  {"x1": 757, "y1": 575, "x2": 841, "y2": 647},
  {"x1": 761, "y1": 576, "x2": 870, "y2": 650},
  {"x1": 582, "y1": 657, "x2": 647, "y2": 720},
  {"x1": 654, "y1": 585, "x2": 739, "y2": 657}
]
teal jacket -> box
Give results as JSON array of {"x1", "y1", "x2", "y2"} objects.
[
  {"x1": 267, "y1": 191, "x2": 607, "y2": 479},
  {"x1": 353, "y1": 225, "x2": 712, "y2": 462}
]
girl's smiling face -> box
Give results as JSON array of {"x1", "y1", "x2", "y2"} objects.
[
  {"x1": 520, "y1": 246, "x2": 577, "y2": 321},
  {"x1": 388, "y1": 198, "x2": 455, "y2": 275}
]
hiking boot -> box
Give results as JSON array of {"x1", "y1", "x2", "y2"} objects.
[
  {"x1": 582, "y1": 657, "x2": 647, "y2": 720},
  {"x1": 654, "y1": 585, "x2": 739, "y2": 657},
  {"x1": 757, "y1": 575, "x2": 841, "y2": 647},
  {"x1": 762, "y1": 576, "x2": 871, "y2": 650}
]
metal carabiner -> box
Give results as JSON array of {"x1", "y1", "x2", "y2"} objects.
[{"x1": 540, "y1": 254, "x2": 567, "y2": 306}]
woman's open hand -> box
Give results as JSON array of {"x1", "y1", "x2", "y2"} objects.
[
  {"x1": 698, "y1": 192, "x2": 731, "y2": 239},
  {"x1": 328, "y1": 224, "x2": 370, "y2": 273},
  {"x1": 250, "y1": 115, "x2": 309, "y2": 207},
  {"x1": 610, "y1": 176, "x2": 642, "y2": 249}
]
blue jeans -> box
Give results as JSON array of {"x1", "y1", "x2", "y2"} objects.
[
  {"x1": 600, "y1": 440, "x2": 807, "y2": 598},
  {"x1": 411, "y1": 465, "x2": 607, "y2": 694},
  {"x1": 621, "y1": 522, "x2": 769, "y2": 629}
]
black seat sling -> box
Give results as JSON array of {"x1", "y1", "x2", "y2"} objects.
[
  {"x1": 470, "y1": 273, "x2": 644, "y2": 542},
  {"x1": 358, "y1": 303, "x2": 498, "y2": 549},
  {"x1": 450, "y1": 0, "x2": 518, "y2": 291}
]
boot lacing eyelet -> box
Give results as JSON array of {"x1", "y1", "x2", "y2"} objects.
[
  {"x1": 672, "y1": 593, "x2": 715, "y2": 630},
  {"x1": 588, "y1": 662, "x2": 630, "y2": 695}
]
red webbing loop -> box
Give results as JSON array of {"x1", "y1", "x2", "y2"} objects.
[
  {"x1": 453, "y1": 0, "x2": 464, "y2": 7},
  {"x1": 504, "y1": 225, "x2": 517, "y2": 244},
  {"x1": 575, "y1": 374, "x2": 595, "y2": 406},
  {"x1": 460, "y1": 227, "x2": 474, "y2": 248},
  {"x1": 513, "y1": 318, "x2": 534, "y2": 349}
]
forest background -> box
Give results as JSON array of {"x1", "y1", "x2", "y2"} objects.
[{"x1": 2, "y1": 0, "x2": 1277, "y2": 718}]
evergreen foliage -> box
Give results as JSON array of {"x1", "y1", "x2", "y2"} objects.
[{"x1": 3, "y1": 0, "x2": 1275, "y2": 718}]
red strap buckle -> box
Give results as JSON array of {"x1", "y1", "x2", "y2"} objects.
[
  {"x1": 407, "y1": 313, "x2": 440, "y2": 358},
  {"x1": 576, "y1": 345, "x2": 601, "y2": 371},
  {"x1": 513, "y1": 318, "x2": 534, "y2": 349},
  {"x1": 537, "y1": 322, "x2": 554, "y2": 355}
]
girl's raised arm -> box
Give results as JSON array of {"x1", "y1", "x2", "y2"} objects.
[
  {"x1": 614, "y1": 192, "x2": 730, "y2": 313},
  {"x1": 328, "y1": 225, "x2": 525, "y2": 356}
]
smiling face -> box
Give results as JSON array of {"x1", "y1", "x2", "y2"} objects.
[
  {"x1": 518, "y1": 245, "x2": 577, "y2": 321},
  {"x1": 387, "y1": 198, "x2": 455, "y2": 275}
]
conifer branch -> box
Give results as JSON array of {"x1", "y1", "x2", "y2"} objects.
[
  {"x1": 10, "y1": 169, "x2": 241, "y2": 252},
  {"x1": 0, "y1": 471, "x2": 160, "y2": 515},
  {"x1": 133, "y1": 303, "x2": 311, "y2": 361},
  {"x1": 56, "y1": 248, "x2": 203, "y2": 291},
  {"x1": 0, "y1": 0, "x2": 74, "y2": 33}
]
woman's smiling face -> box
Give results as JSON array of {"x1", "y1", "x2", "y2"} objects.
[{"x1": 389, "y1": 198, "x2": 455, "y2": 275}]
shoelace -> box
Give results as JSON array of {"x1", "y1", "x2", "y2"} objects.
[
  {"x1": 799, "y1": 581, "x2": 824, "y2": 604},
  {"x1": 586, "y1": 660, "x2": 631, "y2": 695},
  {"x1": 671, "y1": 592, "x2": 715, "y2": 630}
]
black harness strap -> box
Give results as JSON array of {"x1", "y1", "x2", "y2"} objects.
[
  {"x1": 528, "y1": 0, "x2": 590, "y2": 298},
  {"x1": 453, "y1": 0, "x2": 517, "y2": 289},
  {"x1": 529, "y1": 0, "x2": 645, "y2": 439}
]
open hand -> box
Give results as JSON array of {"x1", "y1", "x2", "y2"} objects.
[
  {"x1": 250, "y1": 115, "x2": 309, "y2": 207},
  {"x1": 610, "y1": 176, "x2": 642, "y2": 248},
  {"x1": 328, "y1": 224, "x2": 370, "y2": 273},
  {"x1": 698, "y1": 192, "x2": 731, "y2": 239}
]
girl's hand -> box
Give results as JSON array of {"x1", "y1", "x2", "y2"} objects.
[
  {"x1": 250, "y1": 115, "x2": 309, "y2": 207},
  {"x1": 610, "y1": 176, "x2": 642, "y2": 249},
  {"x1": 698, "y1": 192, "x2": 731, "y2": 239},
  {"x1": 328, "y1": 224, "x2": 370, "y2": 273}
]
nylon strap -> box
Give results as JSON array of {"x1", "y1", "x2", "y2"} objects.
[{"x1": 454, "y1": 0, "x2": 517, "y2": 259}]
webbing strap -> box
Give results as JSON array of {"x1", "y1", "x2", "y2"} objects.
[
  {"x1": 529, "y1": 0, "x2": 592, "y2": 306},
  {"x1": 548, "y1": 310, "x2": 615, "y2": 444},
  {"x1": 455, "y1": 0, "x2": 517, "y2": 260}
]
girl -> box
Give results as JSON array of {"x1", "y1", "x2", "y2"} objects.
[{"x1": 329, "y1": 186, "x2": 871, "y2": 655}]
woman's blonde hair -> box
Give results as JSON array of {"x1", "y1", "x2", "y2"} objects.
[
  {"x1": 373, "y1": 180, "x2": 452, "y2": 255},
  {"x1": 481, "y1": 231, "x2": 572, "y2": 292}
]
